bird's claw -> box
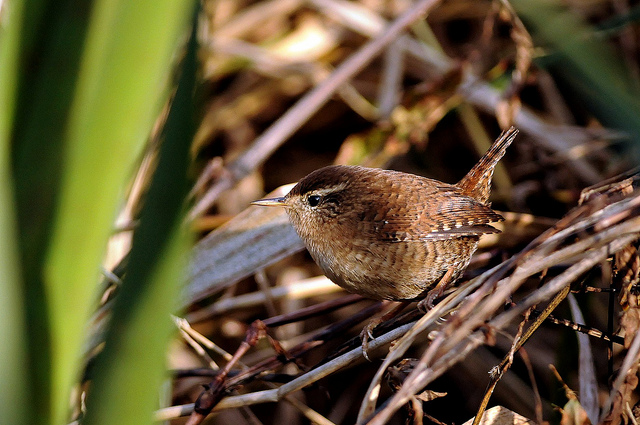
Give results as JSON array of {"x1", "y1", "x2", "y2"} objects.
[
  {"x1": 360, "y1": 322, "x2": 377, "y2": 361},
  {"x1": 417, "y1": 293, "x2": 437, "y2": 312}
]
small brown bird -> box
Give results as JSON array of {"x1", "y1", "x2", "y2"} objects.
[{"x1": 253, "y1": 127, "x2": 518, "y2": 303}]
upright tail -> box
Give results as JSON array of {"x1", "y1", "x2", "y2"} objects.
[{"x1": 456, "y1": 126, "x2": 518, "y2": 204}]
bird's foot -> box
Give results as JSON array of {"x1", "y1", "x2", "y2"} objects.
[
  {"x1": 359, "y1": 317, "x2": 383, "y2": 361},
  {"x1": 417, "y1": 289, "x2": 441, "y2": 312},
  {"x1": 418, "y1": 267, "x2": 456, "y2": 312}
]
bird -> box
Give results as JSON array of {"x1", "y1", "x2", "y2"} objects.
[{"x1": 253, "y1": 127, "x2": 517, "y2": 307}]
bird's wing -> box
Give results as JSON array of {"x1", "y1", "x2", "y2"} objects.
[{"x1": 363, "y1": 195, "x2": 504, "y2": 242}]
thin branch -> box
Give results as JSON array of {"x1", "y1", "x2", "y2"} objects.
[
  {"x1": 188, "y1": 0, "x2": 444, "y2": 219},
  {"x1": 310, "y1": 0, "x2": 606, "y2": 183},
  {"x1": 358, "y1": 191, "x2": 640, "y2": 423},
  {"x1": 601, "y1": 324, "x2": 640, "y2": 421},
  {"x1": 154, "y1": 321, "x2": 417, "y2": 421},
  {"x1": 366, "y1": 234, "x2": 638, "y2": 425}
]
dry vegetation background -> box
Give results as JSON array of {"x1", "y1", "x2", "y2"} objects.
[
  {"x1": 142, "y1": 0, "x2": 640, "y2": 424},
  {"x1": 6, "y1": 0, "x2": 640, "y2": 425}
]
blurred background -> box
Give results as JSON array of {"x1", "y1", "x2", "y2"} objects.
[{"x1": 3, "y1": 0, "x2": 640, "y2": 424}]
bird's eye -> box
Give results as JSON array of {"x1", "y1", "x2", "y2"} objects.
[{"x1": 307, "y1": 195, "x2": 322, "y2": 207}]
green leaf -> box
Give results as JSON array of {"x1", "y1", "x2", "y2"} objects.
[
  {"x1": 513, "y1": 0, "x2": 640, "y2": 155},
  {"x1": 81, "y1": 7, "x2": 198, "y2": 425},
  {"x1": 22, "y1": 0, "x2": 194, "y2": 423},
  {"x1": 11, "y1": 1, "x2": 93, "y2": 419},
  {"x1": 0, "y1": 0, "x2": 28, "y2": 424}
]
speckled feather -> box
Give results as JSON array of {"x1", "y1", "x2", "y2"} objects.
[{"x1": 278, "y1": 127, "x2": 518, "y2": 300}]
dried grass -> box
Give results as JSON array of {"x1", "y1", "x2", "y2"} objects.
[{"x1": 98, "y1": 1, "x2": 640, "y2": 424}]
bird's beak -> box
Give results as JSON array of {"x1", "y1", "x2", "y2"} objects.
[{"x1": 251, "y1": 197, "x2": 286, "y2": 207}]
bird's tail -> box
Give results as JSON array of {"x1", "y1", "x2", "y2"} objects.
[{"x1": 457, "y1": 126, "x2": 518, "y2": 204}]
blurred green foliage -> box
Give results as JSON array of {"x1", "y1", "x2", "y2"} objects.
[
  {"x1": 0, "y1": 0, "x2": 196, "y2": 424},
  {"x1": 514, "y1": 0, "x2": 640, "y2": 153}
]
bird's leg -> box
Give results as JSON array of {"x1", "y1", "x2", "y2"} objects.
[
  {"x1": 418, "y1": 267, "x2": 456, "y2": 312},
  {"x1": 360, "y1": 301, "x2": 410, "y2": 361}
]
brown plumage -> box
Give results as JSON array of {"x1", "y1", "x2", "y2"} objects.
[{"x1": 254, "y1": 127, "x2": 518, "y2": 301}]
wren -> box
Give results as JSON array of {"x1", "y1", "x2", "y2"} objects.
[{"x1": 253, "y1": 127, "x2": 518, "y2": 302}]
